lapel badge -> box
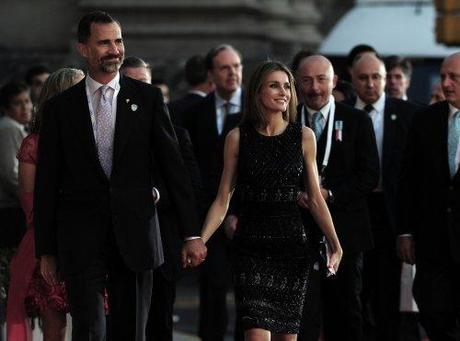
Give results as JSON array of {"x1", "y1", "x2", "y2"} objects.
[
  {"x1": 391, "y1": 114, "x2": 397, "y2": 121},
  {"x1": 334, "y1": 120, "x2": 343, "y2": 142},
  {"x1": 126, "y1": 98, "x2": 130, "y2": 103},
  {"x1": 131, "y1": 104, "x2": 138, "y2": 112}
]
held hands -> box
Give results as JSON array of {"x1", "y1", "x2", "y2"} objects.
[
  {"x1": 397, "y1": 235, "x2": 416, "y2": 265},
  {"x1": 297, "y1": 188, "x2": 329, "y2": 210},
  {"x1": 40, "y1": 255, "x2": 58, "y2": 286},
  {"x1": 181, "y1": 238, "x2": 207, "y2": 268}
]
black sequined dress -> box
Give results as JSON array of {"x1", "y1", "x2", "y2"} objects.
[{"x1": 233, "y1": 122, "x2": 310, "y2": 334}]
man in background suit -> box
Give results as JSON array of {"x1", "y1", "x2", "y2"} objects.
[
  {"x1": 181, "y1": 44, "x2": 243, "y2": 341},
  {"x1": 120, "y1": 56, "x2": 203, "y2": 341},
  {"x1": 399, "y1": 52, "x2": 460, "y2": 341},
  {"x1": 296, "y1": 55, "x2": 379, "y2": 341},
  {"x1": 347, "y1": 53, "x2": 417, "y2": 341},
  {"x1": 34, "y1": 11, "x2": 206, "y2": 340},
  {"x1": 169, "y1": 55, "x2": 215, "y2": 126}
]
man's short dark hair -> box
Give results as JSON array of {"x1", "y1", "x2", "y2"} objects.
[
  {"x1": 77, "y1": 11, "x2": 120, "y2": 43},
  {"x1": 205, "y1": 44, "x2": 242, "y2": 71},
  {"x1": 347, "y1": 44, "x2": 377, "y2": 68},
  {"x1": 0, "y1": 81, "x2": 29, "y2": 108},
  {"x1": 185, "y1": 55, "x2": 208, "y2": 87},
  {"x1": 334, "y1": 80, "x2": 356, "y2": 102},
  {"x1": 25, "y1": 65, "x2": 51, "y2": 85},
  {"x1": 291, "y1": 50, "x2": 313, "y2": 74},
  {"x1": 385, "y1": 55, "x2": 413, "y2": 78},
  {"x1": 121, "y1": 56, "x2": 150, "y2": 70}
]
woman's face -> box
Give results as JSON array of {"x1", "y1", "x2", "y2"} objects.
[
  {"x1": 258, "y1": 70, "x2": 291, "y2": 116},
  {"x1": 4, "y1": 90, "x2": 33, "y2": 125}
]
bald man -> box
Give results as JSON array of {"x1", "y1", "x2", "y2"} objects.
[
  {"x1": 295, "y1": 55, "x2": 379, "y2": 341},
  {"x1": 399, "y1": 52, "x2": 460, "y2": 340},
  {"x1": 346, "y1": 54, "x2": 418, "y2": 341}
]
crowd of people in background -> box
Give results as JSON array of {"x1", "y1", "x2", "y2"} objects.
[{"x1": 0, "y1": 9, "x2": 459, "y2": 341}]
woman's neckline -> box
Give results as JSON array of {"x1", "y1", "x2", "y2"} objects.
[{"x1": 254, "y1": 122, "x2": 290, "y2": 138}]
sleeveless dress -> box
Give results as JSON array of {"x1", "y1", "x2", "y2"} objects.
[
  {"x1": 6, "y1": 133, "x2": 68, "y2": 341},
  {"x1": 233, "y1": 122, "x2": 311, "y2": 334}
]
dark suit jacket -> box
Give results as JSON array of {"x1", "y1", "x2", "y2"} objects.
[
  {"x1": 168, "y1": 92, "x2": 205, "y2": 127},
  {"x1": 299, "y1": 102, "x2": 379, "y2": 254},
  {"x1": 154, "y1": 125, "x2": 203, "y2": 281},
  {"x1": 182, "y1": 91, "x2": 242, "y2": 205},
  {"x1": 34, "y1": 76, "x2": 200, "y2": 274},
  {"x1": 399, "y1": 101, "x2": 460, "y2": 263},
  {"x1": 344, "y1": 97, "x2": 417, "y2": 233}
]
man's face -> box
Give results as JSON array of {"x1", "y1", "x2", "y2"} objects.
[
  {"x1": 30, "y1": 72, "x2": 50, "y2": 103},
  {"x1": 386, "y1": 66, "x2": 410, "y2": 99},
  {"x1": 209, "y1": 49, "x2": 242, "y2": 98},
  {"x1": 122, "y1": 66, "x2": 151, "y2": 84},
  {"x1": 297, "y1": 58, "x2": 336, "y2": 111},
  {"x1": 352, "y1": 57, "x2": 386, "y2": 104},
  {"x1": 78, "y1": 22, "x2": 125, "y2": 75},
  {"x1": 441, "y1": 55, "x2": 460, "y2": 108},
  {"x1": 4, "y1": 90, "x2": 33, "y2": 125}
]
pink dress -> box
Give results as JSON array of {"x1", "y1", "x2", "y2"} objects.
[{"x1": 6, "y1": 133, "x2": 68, "y2": 341}]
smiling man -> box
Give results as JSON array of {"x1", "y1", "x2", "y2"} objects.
[{"x1": 34, "y1": 11, "x2": 206, "y2": 340}]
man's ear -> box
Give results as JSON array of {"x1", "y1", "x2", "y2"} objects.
[
  {"x1": 76, "y1": 42, "x2": 88, "y2": 59},
  {"x1": 332, "y1": 74, "x2": 338, "y2": 89}
]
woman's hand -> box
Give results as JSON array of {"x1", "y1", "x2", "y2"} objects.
[
  {"x1": 297, "y1": 191, "x2": 310, "y2": 210},
  {"x1": 40, "y1": 255, "x2": 58, "y2": 286},
  {"x1": 327, "y1": 245, "x2": 343, "y2": 275}
]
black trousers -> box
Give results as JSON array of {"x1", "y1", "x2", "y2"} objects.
[
  {"x1": 65, "y1": 231, "x2": 153, "y2": 341},
  {"x1": 145, "y1": 268, "x2": 176, "y2": 341},
  {"x1": 414, "y1": 260, "x2": 460, "y2": 341},
  {"x1": 198, "y1": 228, "x2": 231, "y2": 341},
  {"x1": 299, "y1": 253, "x2": 364, "y2": 341},
  {"x1": 363, "y1": 193, "x2": 401, "y2": 341}
]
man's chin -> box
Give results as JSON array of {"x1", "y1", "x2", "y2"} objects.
[{"x1": 101, "y1": 63, "x2": 122, "y2": 73}]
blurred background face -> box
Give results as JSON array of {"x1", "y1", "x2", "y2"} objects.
[
  {"x1": 30, "y1": 72, "x2": 50, "y2": 103},
  {"x1": 429, "y1": 82, "x2": 445, "y2": 105},
  {"x1": 209, "y1": 48, "x2": 242, "y2": 98},
  {"x1": 297, "y1": 57, "x2": 336, "y2": 111},
  {"x1": 258, "y1": 70, "x2": 291, "y2": 115},
  {"x1": 122, "y1": 66, "x2": 152, "y2": 84},
  {"x1": 352, "y1": 56, "x2": 386, "y2": 104},
  {"x1": 441, "y1": 55, "x2": 460, "y2": 108},
  {"x1": 386, "y1": 66, "x2": 410, "y2": 99},
  {"x1": 4, "y1": 90, "x2": 33, "y2": 125}
]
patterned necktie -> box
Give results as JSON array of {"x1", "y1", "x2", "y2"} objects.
[
  {"x1": 448, "y1": 111, "x2": 460, "y2": 178},
  {"x1": 218, "y1": 102, "x2": 230, "y2": 135},
  {"x1": 96, "y1": 85, "x2": 113, "y2": 177},
  {"x1": 312, "y1": 112, "x2": 323, "y2": 141}
]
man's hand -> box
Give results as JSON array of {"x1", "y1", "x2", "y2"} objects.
[
  {"x1": 397, "y1": 235, "x2": 416, "y2": 265},
  {"x1": 223, "y1": 214, "x2": 238, "y2": 240},
  {"x1": 40, "y1": 255, "x2": 58, "y2": 286},
  {"x1": 181, "y1": 238, "x2": 207, "y2": 268}
]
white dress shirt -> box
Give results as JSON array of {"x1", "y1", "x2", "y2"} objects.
[
  {"x1": 214, "y1": 87, "x2": 242, "y2": 135},
  {"x1": 85, "y1": 73, "x2": 120, "y2": 142},
  {"x1": 304, "y1": 100, "x2": 332, "y2": 130}
]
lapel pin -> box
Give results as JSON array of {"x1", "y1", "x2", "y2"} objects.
[
  {"x1": 391, "y1": 114, "x2": 397, "y2": 121},
  {"x1": 131, "y1": 104, "x2": 138, "y2": 112},
  {"x1": 126, "y1": 98, "x2": 130, "y2": 103}
]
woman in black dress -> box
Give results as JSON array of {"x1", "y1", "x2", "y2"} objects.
[{"x1": 200, "y1": 61, "x2": 342, "y2": 340}]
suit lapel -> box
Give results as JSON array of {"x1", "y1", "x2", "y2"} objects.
[
  {"x1": 204, "y1": 93, "x2": 219, "y2": 139},
  {"x1": 382, "y1": 98, "x2": 394, "y2": 176},
  {"x1": 112, "y1": 76, "x2": 136, "y2": 169},
  {"x1": 72, "y1": 80, "x2": 108, "y2": 181}
]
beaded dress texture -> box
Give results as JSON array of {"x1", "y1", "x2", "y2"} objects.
[{"x1": 233, "y1": 122, "x2": 311, "y2": 334}]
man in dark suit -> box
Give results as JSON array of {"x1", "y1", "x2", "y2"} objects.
[
  {"x1": 347, "y1": 53, "x2": 417, "y2": 341},
  {"x1": 34, "y1": 11, "x2": 206, "y2": 341},
  {"x1": 181, "y1": 44, "x2": 243, "y2": 341},
  {"x1": 296, "y1": 55, "x2": 379, "y2": 341},
  {"x1": 398, "y1": 52, "x2": 460, "y2": 341},
  {"x1": 169, "y1": 55, "x2": 215, "y2": 126}
]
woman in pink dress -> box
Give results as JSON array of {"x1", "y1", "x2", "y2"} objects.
[{"x1": 6, "y1": 68, "x2": 85, "y2": 341}]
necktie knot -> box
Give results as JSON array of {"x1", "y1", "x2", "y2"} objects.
[
  {"x1": 312, "y1": 112, "x2": 323, "y2": 140},
  {"x1": 364, "y1": 104, "x2": 374, "y2": 114},
  {"x1": 100, "y1": 85, "x2": 110, "y2": 100}
]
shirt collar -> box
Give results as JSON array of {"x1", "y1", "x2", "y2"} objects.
[
  {"x1": 215, "y1": 87, "x2": 242, "y2": 109},
  {"x1": 3, "y1": 115, "x2": 26, "y2": 131},
  {"x1": 305, "y1": 97, "x2": 333, "y2": 121},
  {"x1": 356, "y1": 93, "x2": 386, "y2": 113},
  {"x1": 188, "y1": 90, "x2": 207, "y2": 98},
  {"x1": 449, "y1": 103, "x2": 460, "y2": 119},
  {"x1": 86, "y1": 72, "x2": 120, "y2": 95}
]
